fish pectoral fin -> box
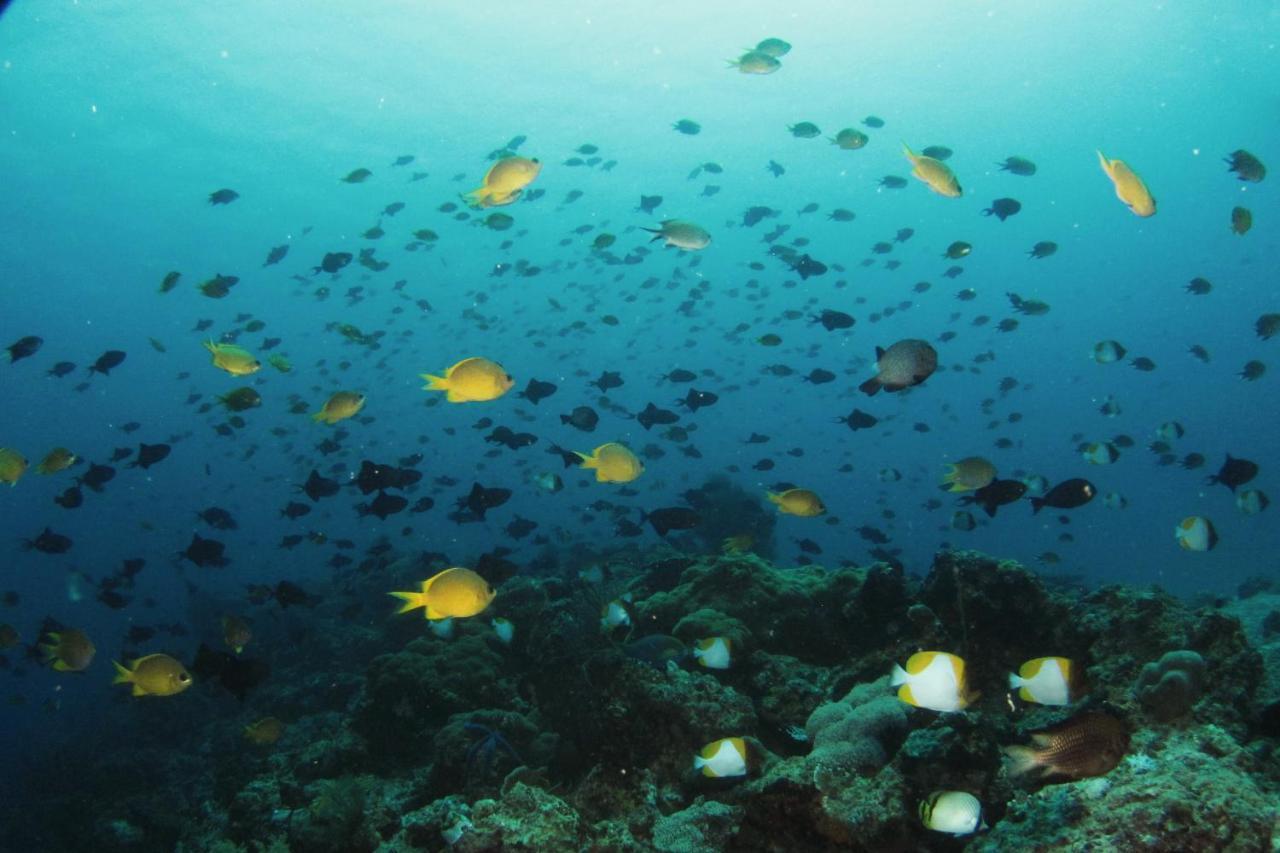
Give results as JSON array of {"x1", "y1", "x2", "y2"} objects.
[
  {"x1": 425, "y1": 605, "x2": 447, "y2": 621},
  {"x1": 132, "y1": 684, "x2": 147, "y2": 697}
]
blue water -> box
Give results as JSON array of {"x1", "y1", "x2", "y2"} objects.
[{"x1": 0, "y1": 0, "x2": 1277, "y2": 837}]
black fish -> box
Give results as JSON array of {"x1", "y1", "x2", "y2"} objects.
[
  {"x1": 88, "y1": 350, "x2": 127, "y2": 376},
  {"x1": 813, "y1": 309, "x2": 855, "y2": 331},
  {"x1": 312, "y1": 252, "x2": 353, "y2": 274},
  {"x1": 54, "y1": 486, "x2": 83, "y2": 509},
  {"x1": 23, "y1": 527, "x2": 72, "y2": 554},
  {"x1": 125, "y1": 626, "x2": 157, "y2": 644},
  {"x1": 486, "y1": 426, "x2": 538, "y2": 450},
  {"x1": 518, "y1": 378, "x2": 558, "y2": 405},
  {"x1": 5, "y1": 336, "x2": 42, "y2": 364},
  {"x1": 591, "y1": 371, "x2": 624, "y2": 392},
  {"x1": 78, "y1": 463, "x2": 116, "y2": 492},
  {"x1": 197, "y1": 506, "x2": 238, "y2": 530},
  {"x1": 960, "y1": 479, "x2": 1028, "y2": 517},
  {"x1": 47, "y1": 361, "x2": 75, "y2": 378},
  {"x1": 560, "y1": 406, "x2": 599, "y2": 432},
  {"x1": 677, "y1": 388, "x2": 718, "y2": 412},
  {"x1": 274, "y1": 580, "x2": 314, "y2": 608},
  {"x1": 262, "y1": 244, "x2": 290, "y2": 267},
  {"x1": 461, "y1": 482, "x2": 512, "y2": 520},
  {"x1": 804, "y1": 368, "x2": 836, "y2": 385},
  {"x1": 130, "y1": 443, "x2": 171, "y2": 469},
  {"x1": 505, "y1": 516, "x2": 538, "y2": 539},
  {"x1": 190, "y1": 643, "x2": 268, "y2": 701},
  {"x1": 788, "y1": 253, "x2": 828, "y2": 280},
  {"x1": 858, "y1": 526, "x2": 890, "y2": 544},
  {"x1": 181, "y1": 533, "x2": 228, "y2": 567},
  {"x1": 614, "y1": 518, "x2": 644, "y2": 537},
  {"x1": 109, "y1": 447, "x2": 133, "y2": 462},
  {"x1": 795, "y1": 537, "x2": 823, "y2": 555},
  {"x1": 637, "y1": 402, "x2": 680, "y2": 431},
  {"x1": 301, "y1": 469, "x2": 339, "y2": 501},
  {"x1": 983, "y1": 197, "x2": 1022, "y2": 220},
  {"x1": 1030, "y1": 479, "x2": 1096, "y2": 514},
  {"x1": 637, "y1": 195, "x2": 663, "y2": 214},
  {"x1": 743, "y1": 432, "x2": 769, "y2": 444},
  {"x1": 354, "y1": 460, "x2": 421, "y2": 494},
  {"x1": 208, "y1": 189, "x2": 239, "y2": 205},
  {"x1": 410, "y1": 496, "x2": 435, "y2": 513},
  {"x1": 742, "y1": 206, "x2": 777, "y2": 227},
  {"x1": 358, "y1": 491, "x2": 408, "y2": 520},
  {"x1": 547, "y1": 444, "x2": 581, "y2": 469},
  {"x1": 1208, "y1": 454, "x2": 1258, "y2": 493},
  {"x1": 837, "y1": 409, "x2": 878, "y2": 431},
  {"x1": 119, "y1": 558, "x2": 145, "y2": 581},
  {"x1": 643, "y1": 506, "x2": 701, "y2": 536},
  {"x1": 662, "y1": 369, "x2": 697, "y2": 383},
  {"x1": 280, "y1": 501, "x2": 311, "y2": 520}
]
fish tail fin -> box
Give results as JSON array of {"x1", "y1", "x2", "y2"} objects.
[
  {"x1": 420, "y1": 373, "x2": 448, "y2": 392},
  {"x1": 574, "y1": 451, "x2": 596, "y2": 468},
  {"x1": 901, "y1": 141, "x2": 914, "y2": 158},
  {"x1": 310, "y1": 410, "x2": 329, "y2": 423},
  {"x1": 858, "y1": 377, "x2": 882, "y2": 396},
  {"x1": 112, "y1": 660, "x2": 133, "y2": 685},
  {"x1": 1003, "y1": 744, "x2": 1042, "y2": 777},
  {"x1": 889, "y1": 663, "x2": 909, "y2": 687},
  {"x1": 461, "y1": 187, "x2": 490, "y2": 209},
  {"x1": 1029, "y1": 497, "x2": 1045, "y2": 514},
  {"x1": 389, "y1": 590, "x2": 427, "y2": 615}
]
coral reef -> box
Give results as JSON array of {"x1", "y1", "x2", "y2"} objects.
[{"x1": 1135, "y1": 650, "x2": 1207, "y2": 722}]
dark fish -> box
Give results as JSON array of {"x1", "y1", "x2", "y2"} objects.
[
  {"x1": 354, "y1": 460, "x2": 422, "y2": 494},
  {"x1": 505, "y1": 516, "x2": 538, "y2": 539},
  {"x1": 301, "y1": 469, "x2": 340, "y2": 501},
  {"x1": 197, "y1": 507, "x2": 238, "y2": 530},
  {"x1": 743, "y1": 206, "x2": 777, "y2": 227},
  {"x1": 518, "y1": 378, "x2": 558, "y2": 405},
  {"x1": 560, "y1": 406, "x2": 599, "y2": 432},
  {"x1": 614, "y1": 518, "x2": 644, "y2": 537},
  {"x1": 312, "y1": 252, "x2": 353, "y2": 274},
  {"x1": 591, "y1": 371, "x2": 624, "y2": 392},
  {"x1": 662, "y1": 369, "x2": 697, "y2": 384},
  {"x1": 110, "y1": 447, "x2": 133, "y2": 462},
  {"x1": 1005, "y1": 711, "x2": 1128, "y2": 782},
  {"x1": 54, "y1": 486, "x2": 83, "y2": 509},
  {"x1": 959, "y1": 478, "x2": 1028, "y2": 517},
  {"x1": 461, "y1": 482, "x2": 512, "y2": 520},
  {"x1": 1030, "y1": 479, "x2": 1095, "y2": 514},
  {"x1": 547, "y1": 444, "x2": 581, "y2": 469},
  {"x1": 787, "y1": 253, "x2": 827, "y2": 279},
  {"x1": 766, "y1": 160, "x2": 785, "y2": 177},
  {"x1": 624, "y1": 635, "x2": 688, "y2": 668},
  {"x1": 130, "y1": 443, "x2": 171, "y2": 469},
  {"x1": 837, "y1": 409, "x2": 878, "y2": 431},
  {"x1": 410, "y1": 496, "x2": 435, "y2": 513},
  {"x1": 273, "y1": 580, "x2": 314, "y2": 608},
  {"x1": 358, "y1": 491, "x2": 408, "y2": 520},
  {"x1": 190, "y1": 643, "x2": 268, "y2": 700},
  {"x1": 1208, "y1": 455, "x2": 1258, "y2": 492},
  {"x1": 5, "y1": 336, "x2": 42, "y2": 364},
  {"x1": 78, "y1": 463, "x2": 116, "y2": 492},
  {"x1": 47, "y1": 361, "x2": 75, "y2": 378},
  {"x1": 486, "y1": 426, "x2": 538, "y2": 450},
  {"x1": 280, "y1": 501, "x2": 311, "y2": 520},
  {"x1": 643, "y1": 507, "x2": 701, "y2": 536},
  {"x1": 678, "y1": 388, "x2": 719, "y2": 412},
  {"x1": 743, "y1": 433, "x2": 770, "y2": 444},
  {"x1": 813, "y1": 309, "x2": 855, "y2": 331},
  {"x1": 1224, "y1": 149, "x2": 1266, "y2": 183},
  {"x1": 88, "y1": 350, "x2": 127, "y2": 376},
  {"x1": 208, "y1": 189, "x2": 239, "y2": 205},
  {"x1": 262, "y1": 245, "x2": 290, "y2": 267},
  {"x1": 983, "y1": 198, "x2": 1022, "y2": 220},
  {"x1": 997, "y1": 156, "x2": 1037, "y2": 176},
  {"x1": 637, "y1": 195, "x2": 663, "y2": 214},
  {"x1": 804, "y1": 368, "x2": 836, "y2": 385},
  {"x1": 23, "y1": 527, "x2": 72, "y2": 554},
  {"x1": 637, "y1": 402, "x2": 680, "y2": 431},
  {"x1": 181, "y1": 534, "x2": 228, "y2": 567}
]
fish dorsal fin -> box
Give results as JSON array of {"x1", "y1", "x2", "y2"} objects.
[{"x1": 875, "y1": 346, "x2": 886, "y2": 360}]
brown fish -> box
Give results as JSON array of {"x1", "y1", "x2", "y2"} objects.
[{"x1": 1005, "y1": 711, "x2": 1128, "y2": 781}]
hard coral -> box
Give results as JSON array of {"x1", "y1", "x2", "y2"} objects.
[{"x1": 1135, "y1": 650, "x2": 1206, "y2": 722}]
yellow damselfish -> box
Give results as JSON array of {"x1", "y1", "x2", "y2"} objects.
[
  {"x1": 1097, "y1": 150, "x2": 1155, "y2": 217},
  {"x1": 390, "y1": 567, "x2": 496, "y2": 621},
  {"x1": 463, "y1": 156, "x2": 541, "y2": 209},
  {"x1": 903, "y1": 144, "x2": 962, "y2": 198},
  {"x1": 575, "y1": 442, "x2": 644, "y2": 483},
  {"x1": 420, "y1": 357, "x2": 513, "y2": 403},
  {"x1": 766, "y1": 488, "x2": 826, "y2": 517},
  {"x1": 203, "y1": 340, "x2": 261, "y2": 376},
  {"x1": 313, "y1": 391, "x2": 366, "y2": 424}
]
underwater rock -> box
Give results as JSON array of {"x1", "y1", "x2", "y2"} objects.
[
  {"x1": 652, "y1": 799, "x2": 743, "y2": 852},
  {"x1": 452, "y1": 781, "x2": 580, "y2": 851},
  {"x1": 748, "y1": 651, "x2": 833, "y2": 741},
  {"x1": 1135, "y1": 650, "x2": 1206, "y2": 722}
]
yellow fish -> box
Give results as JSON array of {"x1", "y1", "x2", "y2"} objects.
[
  {"x1": 313, "y1": 391, "x2": 366, "y2": 424},
  {"x1": 0, "y1": 448, "x2": 28, "y2": 486},
  {"x1": 39, "y1": 628, "x2": 96, "y2": 672},
  {"x1": 420, "y1": 357, "x2": 513, "y2": 403},
  {"x1": 244, "y1": 717, "x2": 285, "y2": 745},
  {"x1": 463, "y1": 156, "x2": 542, "y2": 208},
  {"x1": 267, "y1": 354, "x2": 292, "y2": 373},
  {"x1": 766, "y1": 488, "x2": 826, "y2": 517},
  {"x1": 390, "y1": 567, "x2": 496, "y2": 621},
  {"x1": 903, "y1": 144, "x2": 962, "y2": 197},
  {"x1": 203, "y1": 340, "x2": 261, "y2": 376},
  {"x1": 574, "y1": 442, "x2": 644, "y2": 483},
  {"x1": 35, "y1": 447, "x2": 77, "y2": 475},
  {"x1": 940, "y1": 457, "x2": 996, "y2": 493},
  {"x1": 1097, "y1": 150, "x2": 1155, "y2": 217},
  {"x1": 112, "y1": 654, "x2": 193, "y2": 697}
]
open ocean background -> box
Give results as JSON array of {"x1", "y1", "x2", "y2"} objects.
[{"x1": 0, "y1": 0, "x2": 1277, "y2": 824}]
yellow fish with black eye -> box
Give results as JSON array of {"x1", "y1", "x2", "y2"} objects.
[
  {"x1": 0, "y1": 448, "x2": 28, "y2": 486},
  {"x1": 420, "y1": 357, "x2": 513, "y2": 403},
  {"x1": 203, "y1": 340, "x2": 261, "y2": 376},
  {"x1": 313, "y1": 391, "x2": 366, "y2": 424},
  {"x1": 766, "y1": 488, "x2": 826, "y2": 517},
  {"x1": 1097, "y1": 150, "x2": 1155, "y2": 217},
  {"x1": 112, "y1": 654, "x2": 192, "y2": 697},
  {"x1": 463, "y1": 156, "x2": 541, "y2": 209},
  {"x1": 574, "y1": 442, "x2": 644, "y2": 483},
  {"x1": 35, "y1": 447, "x2": 76, "y2": 475},
  {"x1": 390, "y1": 567, "x2": 496, "y2": 621},
  {"x1": 903, "y1": 144, "x2": 962, "y2": 197}
]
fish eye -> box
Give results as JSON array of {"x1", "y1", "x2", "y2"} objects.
[{"x1": 179, "y1": 673, "x2": 192, "y2": 682}]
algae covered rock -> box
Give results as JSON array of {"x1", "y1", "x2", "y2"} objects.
[
  {"x1": 453, "y1": 781, "x2": 580, "y2": 851},
  {"x1": 652, "y1": 799, "x2": 743, "y2": 852}
]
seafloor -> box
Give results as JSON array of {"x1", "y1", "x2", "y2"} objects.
[{"x1": 6, "y1": 541, "x2": 1280, "y2": 852}]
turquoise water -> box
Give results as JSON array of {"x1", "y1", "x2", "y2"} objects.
[{"x1": 0, "y1": 1, "x2": 1277, "y2": 848}]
